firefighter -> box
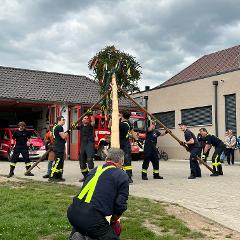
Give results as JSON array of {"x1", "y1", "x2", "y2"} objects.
[
  {"x1": 42, "y1": 126, "x2": 56, "y2": 178},
  {"x1": 49, "y1": 116, "x2": 69, "y2": 182},
  {"x1": 7, "y1": 121, "x2": 34, "y2": 178},
  {"x1": 199, "y1": 128, "x2": 224, "y2": 176},
  {"x1": 142, "y1": 120, "x2": 167, "y2": 180},
  {"x1": 119, "y1": 111, "x2": 138, "y2": 184},
  {"x1": 67, "y1": 148, "x2": 129, "y2": 240},
  {"x1": 179, "y1": 123, "x2": 201, "y2": 179},
  {"x1": 75, "y1": 113, "x2": 95, "y2": 182}
]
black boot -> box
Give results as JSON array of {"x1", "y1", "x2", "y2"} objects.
[
  {"x1": 7, "y1": 165, "x2": 15, "y2": 178},
  {"x1": 142, "y1": 172, "x2": 148, "y2": 180},
  {"x1": 79, "y1": 171, "x2": 89, "y2": 182},
  {"x1": 218, "y1": 165, "x2": 223, "y2": 175},
  {"x1": 25, "y1": 165, "x2": 34, "y2": 176},
  {"x1": 153, "y1": 173, "x2": 164, "y2": 179}
]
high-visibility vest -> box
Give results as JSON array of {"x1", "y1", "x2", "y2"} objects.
[{"x1": 78, "y1": 165, "x2": 116, "y2": 203}]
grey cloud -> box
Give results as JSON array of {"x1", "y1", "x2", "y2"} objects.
[{"x1": 0, "y1": 0, "x2": 240, "y2": 90}]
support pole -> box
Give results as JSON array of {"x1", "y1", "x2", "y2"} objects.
[{"x1": 25, "y1": 88, "x2": 112, "y2": 174}]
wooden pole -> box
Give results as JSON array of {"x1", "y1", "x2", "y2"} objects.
[
  {"x1": 111, "y1": 73, "x2": 120, "y2": 148},
  {"x1": 119, "y1": 88, "x2": 188, "y2": 149},
  {"x1": 25, "y1": 88, "x2": 112, "y2": 174},
  {"x1": 119, "y1": 88, "x2": 214, "y2": 173}
]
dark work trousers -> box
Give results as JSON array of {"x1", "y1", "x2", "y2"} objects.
[
  {"x1": 50, "y1": 151, "x2": 64, "y2": 179},
  {"x1": 120, "y1": 141, "x2": 132, "y2": 178},
  {"x1": 11, "y1": 147, "x2": 31, "y2": 168},
  {"x1": 212, "y1": 143, "x2": 225, "y2": 174},
  {"x1": 142, "y1": 143, "x2": 159, "y2": 174},
  {"x1": 226, "y1": 148, "x2": 235, "y2": 165},
  {"x1": 79, "y1": 141, "x2": 95, "y2": 176},
  {"x1": 189, "y1": 147, "x2": 201, "y2": 177},
  {"x1": 67, "y1": 199, "x2": 119, "y2": 240}
]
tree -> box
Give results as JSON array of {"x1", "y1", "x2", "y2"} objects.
[{"x1": 89, "y1": 46, "x2": 141, "y2": 148}]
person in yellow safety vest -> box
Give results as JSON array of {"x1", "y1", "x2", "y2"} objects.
[
  {"x1": 67, "y1": 148, "x2": 129, "y2": 240},
  {"x1": 48, "y1": 116, "x2": 70, "y2": 182},
  {"x1": 119, "y1": 111, "x2": 138, "y2": 184}
]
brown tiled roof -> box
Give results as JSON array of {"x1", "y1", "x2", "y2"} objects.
[
  {"x1": 157, "y1": 45, "x2": 240, "y2": 88},
  {"x1": 0, "y1": 66, "x2": 131, "y2": 106}
]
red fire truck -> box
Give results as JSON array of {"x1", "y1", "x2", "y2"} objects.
[{"x1": 94, "y1": 111, "x2": 147, "y2": 160}]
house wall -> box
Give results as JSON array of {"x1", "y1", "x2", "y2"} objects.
[{"x1": 134, "y1": 70, "x2": 240, "y2": 160}]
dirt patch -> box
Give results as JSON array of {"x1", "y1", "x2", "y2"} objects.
[
  {"x1": 0, "y1": 175, "x2": 26, "y2": 184},
  {"x1": 165, "y1": 203, "x2": 240, "y2": 240}
]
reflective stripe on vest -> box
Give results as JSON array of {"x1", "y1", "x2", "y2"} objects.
[
  {"x1": 78, "y1": 165, "x2": 116, "y2": 203},
  {"x1": 52, "y1": 124, "x2": 58, "y2": 139},
  {"x1": 123, "y1": 121, "x2": 131, "y2": 139}
]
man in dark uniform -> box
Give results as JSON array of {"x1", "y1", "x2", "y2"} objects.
[
  {"x1": 142, "y1": 120, "x2": 167, "y2": 180},
  {"x1": 67, "y1": 148, "x2": 129, "y2": 240},
  {"x1": 179, "y1": 123, "x2": 201, "y2": 179},
  {"x1": 199, "y1": 128, "x2": 224, "y2": 176},
  {"x1": 49, "y1": 116, "x2": 69, "y2": 182},
  {"x1": 75, "y1": 114, "x2": 95, "y2": 182},
  {"x1": 119, "y1": 111, "x2": 137, "y2": 184},
  {"x1": 7, "y1": 121, "x2": 34, "y2": 178}
]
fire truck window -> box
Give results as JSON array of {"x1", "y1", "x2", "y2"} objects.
[
  {"x1": 0, "y1": 130, "x2": 5, "y2": 139},
  {"x1": 100, "y1": 118, "x2": 105, "y2": 129},
  {"x1": 95, "y1": 118, "x2": 99, "y2": 129},
  {"x1": 106, "y1": 118, "x2": 110, "y2": 129},
  {"x1": 71, "y1": 109, "x2": 78, "y2": 144}
]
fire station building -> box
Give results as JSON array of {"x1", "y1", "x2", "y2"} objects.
[
  {"x1": 134, "y1": 45, "x2": 240, "y2": 160},
  {"x1": 0, "y1": 66, "x2": 130, "y2": 160}
]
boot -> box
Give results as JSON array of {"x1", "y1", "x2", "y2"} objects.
[
  {"x1": 153, "y1": 173, "x2": 164, "y2": 179},
  {"x1": 142, "y1": 172, "x2": 148, "y2": 180},
  {"x1": 188, "y1": 175, "x2": 196, "y2": 179},
  {"x1": 210, "y1": 172, "x2": 219, "y2": 177},
  {"x1": 7, "y1": 165, "x2": 15, "y2": 178},
  {"x1": 218, "y1": 165, "x2": 223, "y2": 175},
  {"x1": 25, "y1": 165, "x2": 34, "y2": 176},
  {"x1": 79, "y1": 171, "x2": 89, "y2": 182}
]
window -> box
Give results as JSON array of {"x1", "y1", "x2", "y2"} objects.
[
  {"x1": 153, "y1": 111, "x2": 175, "y2": 129},
  {"x1": 181, "y1": 106, "x2": 212, "y2": 126},
  {"x1": 133, "y1": 96, "x2": 146, "y2": 108},
  {"x1": 225, "y1": 94, "x2": 237, "y2": 133}
]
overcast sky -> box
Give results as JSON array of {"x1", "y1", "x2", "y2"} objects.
[{"x1": 0, "y1": 0, "x2": 240, "y2": 90}]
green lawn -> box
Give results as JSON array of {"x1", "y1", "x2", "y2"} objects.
[{"x1": 0, "y1": 180, "x2": 205, "y2": 240}]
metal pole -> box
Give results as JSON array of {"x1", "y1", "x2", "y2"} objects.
[{"x1": 212, "y1": 81, "x2": 219, "y2": 136}]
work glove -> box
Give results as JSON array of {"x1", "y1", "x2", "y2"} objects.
[
  {"x1": 66, "y1": 129, "x2": 71, "y2": 134},
  {"x1": 71, "y1": 122, "x2": 77, "y2": 129},
  {"x1": 201, "y1": 154, "x2": 206, "y2": 161},
  {"x1": 86, "y1": 109, "x2": 93, "y2": 116},
  {"x1": 110, "y1": 220, "x2": 121, "y2": 236},
  {"x1": 136, "y1": 139, "x2": 143, "y2": 149}
]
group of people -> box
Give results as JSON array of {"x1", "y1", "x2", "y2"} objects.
[
  {"x1": 180, "y1": 123, "x2": 226, "y2": 179},
  {"x1": 7, "y1": 113, "x2": 237, "y2": 239}
]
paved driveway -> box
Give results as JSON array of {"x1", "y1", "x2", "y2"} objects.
[{"x1": 1, "y1": 159, "x2": 239, "y2": 232}]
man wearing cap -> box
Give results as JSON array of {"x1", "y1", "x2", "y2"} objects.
[
  {"x1": 49, "y1": 116, "x2": 69, "y2": 182},
  {"x1": 75, "y1": 113, "x2": 95, "y2": 182},
  {"x1": 7, "y1": 121, "x2": 34, "y2": 178},
  {"x1": 179, "y1": 123, "x2": 201, "y2": 179},
  {"x1": 142, "y1": 120, "x2": 167, "y2": 180},
  {"x1": 67, "y1": 148, "x2": 129, "y2": 240}
]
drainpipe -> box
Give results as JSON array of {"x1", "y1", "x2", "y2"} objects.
[
  {"x1": 144, "y1": 86, "x2": 150, "y2": 110},
  {"x1": 212, "y1": 81, "x2": 218, "y2": 137}
]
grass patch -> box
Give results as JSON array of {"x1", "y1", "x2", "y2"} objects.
[{"x1": 0, "y1": 180, "x2": 204, "y2": 240}]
